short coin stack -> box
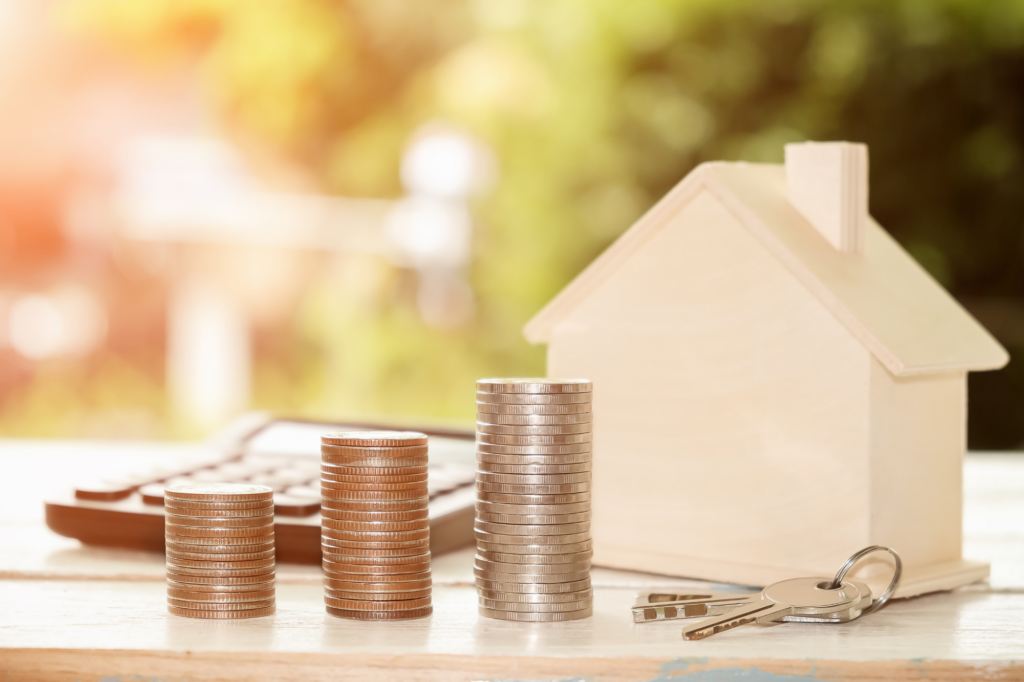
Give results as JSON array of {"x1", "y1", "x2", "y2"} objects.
[
  {"x1": 474, "y1": 378, "x2": 594, "y2": 622},
  {"x1": 321, "y1": 431, "x2": 433, "y2": 620},
  {"x1": 164, "y1": 483, "x2": 276, "y2": 619}
]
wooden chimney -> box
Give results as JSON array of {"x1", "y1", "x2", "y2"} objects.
[{"x1": 785, "y1": 141, "x2": 868, "y2": 254}]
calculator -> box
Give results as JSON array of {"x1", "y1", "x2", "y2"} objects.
[{"x1": 44, "y1": 415, "x2": 478, "y2": 563}]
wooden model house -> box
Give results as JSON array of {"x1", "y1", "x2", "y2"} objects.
[{"x1": 524, "y1": 142, "x2": 1008, "y2": 596}]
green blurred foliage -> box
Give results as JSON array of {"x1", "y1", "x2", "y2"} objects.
[{"x1": 63, "y1": 0, "x2": 1024, "y2": 446}]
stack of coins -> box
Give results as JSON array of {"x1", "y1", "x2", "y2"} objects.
[
  {"x1": 474, "y1": 378, "x2": 594, "y2": 622},
  {"x1": 164, "y1": 483, "x2": 276, "y2": 619},
  {"x1": 320, "y1": 431, "x2": 433, "y2": 620}
]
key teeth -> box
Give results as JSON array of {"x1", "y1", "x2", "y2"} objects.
[{"x1": 683, "y1": 615, "x2": 757, "y2": 641}]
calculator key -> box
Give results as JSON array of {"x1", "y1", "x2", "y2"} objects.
[
  {"x1": 75, "y1": 481, "x2": 134, "y2": 502},
  {"x1": 273, "y1": 493, "x2": 320, "y2": 517},
  {"x1": 139, "y1": 483, "x2": 166, "y2": 506},
  {"x1": 284, "y1": 485, "x2": 320, "y2": 499}
]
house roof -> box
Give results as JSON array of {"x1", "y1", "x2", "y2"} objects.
[{"x1": 523, "y1": 162, "x2": 1008, "y2": 377}]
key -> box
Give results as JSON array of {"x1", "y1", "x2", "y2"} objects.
[
  {"x1": 680, "y1": 577, "x2": 863, "y2": 640},
  {"x1": 634, "y1": 582, "x2": 871, "y2": 624},
  {"x1": 633, "y1": 593, "x2": 757, "y2": 623}
]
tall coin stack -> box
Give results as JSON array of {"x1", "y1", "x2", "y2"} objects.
[
  {"x1": 320, "y1": 431, "x2": 433, "y2": 620},
  {"x1": 164, "y1": 483, "x2": 276, "y2": 619},
  {"x1": 474, "y1": 378, "x2": 594, "y2": 622}
]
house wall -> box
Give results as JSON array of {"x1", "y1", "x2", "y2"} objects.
[
  {"x1": 870, "y1": 361, "x2": 965, "y2": 569},
  {"x1": 547, "y1": 189, "x2": 874, "y2": 585}
]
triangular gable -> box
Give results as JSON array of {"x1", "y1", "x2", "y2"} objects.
[{"x1": 524, "y1": 162, "x2": 1008, "y2": 377}]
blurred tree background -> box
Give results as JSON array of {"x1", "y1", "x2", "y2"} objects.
[{"x1": 58, "y1": 0, "x2": 1024, "y2": 447}]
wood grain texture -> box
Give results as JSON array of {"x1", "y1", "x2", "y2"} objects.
[
  {"x1": 784, "y1": 141, "x2": 868, "y2": 253},
  {"x1": 526, "y1": 162, "x2": 1007, "y2": 376},
  {"x1": 3, "y1": 650, "x2": 1023, "y2": 682},
  {"x1": 1, "y1": 582, "x2": 1022, "y2": 662},
  {"x1": 0, "y1": 440, "x2": 1022, "y2": 681},
  {"x1": 548, "y1": 189, "x2": 875, "y2": 583}
]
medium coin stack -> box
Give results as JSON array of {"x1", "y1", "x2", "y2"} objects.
[
  {"x1": 321, "y1": 431, "x2": 433, "y2": 620},
  {"x1": 164, "y1": 483, "x2": 276, "y2": 619},
  {"x1": 474, "y1": 378, "x2": 594, "y2": 622}
]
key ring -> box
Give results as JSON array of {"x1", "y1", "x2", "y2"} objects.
[{"x1": 827, "y1": 545, "x2": 902, "y2": 616}]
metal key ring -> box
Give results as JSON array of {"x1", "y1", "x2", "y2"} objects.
[{"x1": 827, "y1": 545, "x2": 902, "y2": 616}]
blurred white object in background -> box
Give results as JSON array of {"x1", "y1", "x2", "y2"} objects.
[
  {"x1": 388, "y1": 122, "x2": 494, "y2": 328},
  {"x1": 7, "y1": 287, "x2": 107, "y2": 360},
  {"x1": 167, "y1": 275, "x2": 250, "y2": 431}
]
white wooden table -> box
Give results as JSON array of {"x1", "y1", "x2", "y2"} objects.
[{"x1": 1, "y1": 439, "x2": 1022, "y2": 681}]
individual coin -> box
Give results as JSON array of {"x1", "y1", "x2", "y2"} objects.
[
  {"x1": 167, "y1": 598, "x2": 275, "y2": 611},
  {"x1": 320, "y1": 507, "x2": 429, "y2": 522},
  {"x1": 476, "y1": 511, "x2": 592, "y2": 525},
  {"x1": 326, "y1": 606, "x2": 432, "y2": 620},
  {"x1": 479, "y1": 598, "x2": 593, "y2": 613},
  {"x1": 476, "y1": 432, "x2": 593, "y2": 446},
  {"x1": 321, "y1": 444, "x2": 428, "y2": 457},
  {"x1": 476, "y1": 379, "x2": 592, "y2": 394},
  {"x1": 167, "y1": 568, "x2": 274, "y2": 583},
  {"x1": 321, "y1": 431, "x2": 428, "y2": 447},
  {"x1": 164, "y1": 525, "x2": 275, "y2": 538},
  {"x1": 322, "y1": 518, "x2": 430, "y2": 533},
  {"x1": 165, "y1": 483, "x2": 273, "y2": 502},
  {"x1": 476, "y1": 443, "x2": 592, "y2": 456},
  {"x1": 322, "y1": 498, "x2": 429, "y2": 512},
  {"x1": 167, "y1": 588, "x2": 276, "y2": 602},
  {"x1": 165, "y1": 514, "x2": 274, "y2": 528},
  {"x1": 323, "y1": 558, "x2": 431, "y2": 575},
  {"x1": 476, "y1": 402, "x2": 591, "y2": 415},
  {"x1": 477, "y1": 540, "x2": 593, "y2": 555},
  {"x1": 321, "y1": 549, "x2": 431, "y2": 566},
  {"x1": 165, "y1": 535, "x2": 274, "y2": 548},
  {"x1": 476, "y1": 471, "x2": 591, "y2": 485},
  {"x1": 164, "y1": 498, "x2": 275, "y2": 512},
  {"x1": 320, "y1": 470, "x2": 428, "y2": 484},
  {"x1": 473, "y1": 568, "x2": 590, "y2": 584},
  {"x1": 474, "y1": 529, "x2": 590, "y2": 545},
  {"x1": 475, "y1": 392, "x2": 592, "y2": 405},
  {"x1": 166, "y1": 548, "x2": 276, "y2": 562},
  {"x1": 475, "y1": 500, "x2": 591, "y2": 516},
  {"x1": 168, "y1": 605, "x2": 275, "y2": 619},
  {"x1": 322, "y1": 464, "x2": 428, "y2": 478},
  {"x1": 479, "y1": 606, "x2": 592, "y2": 622},
  {"x1": 476, "y1": 452, "x2": 592, "y2": 466},
  {"x1": 166, "y1": 558, "x2": 275, "y2": 572},
  {"x1": 167, "y1": 578, "x2": 275, "y2": 592},
  {"x1": 323, "y1": 570, "x2": 431, "y2": 584},
  {"x1": 325, "y1": 587, "x2": 431, "y2": 601},
  {"x1": 163, "y1": 505, "x2": 275, "y2": 518},
  {"x1": 477, "y1": 491, "x2": 591, "y2": 505},
  {"x1": 322, "y1": 527, "x2": 429, "y2": 542},
  {"x1": 478, "y1": 588, "x2": 594, "y2": 603},
  {"x1": 319, "y1": 543, "x2": 427, "y2": 558},
  {"x1": 474, "y1": 521, "x2": 591, "y2": 536},
  {"x1": 323, "y1": 577, "x2": 432, "y2": 592},
  {"x1": 475, "y1": 577, "x2": 591, "y2": 594},
  {"x1": 476, "y1": 422, "x2": 591, "y2": 436},
  {"x1": 475, "y1": 558, "x2": 592, "y2": 574},
  {"x1": 321, "y1": 535, "x2": 430, "y2": 551},
  {"x1": 476, "y1": 462, "x2": 592, "y2": 476},
  {"x1": 476, "y1": 481, "x2": 590, "y2": 495},
  {"x1": 324, "y1": 596, "x2": 432, "y2": 612},
  {"x1": 320, "y1": 455, "x2": 429, "y2": 469},
  {"x1": 477, "y1": 413, "x2": 592, "y2": 426},
  {"x1": 321, "y1": 486, "x2": 428, "y2": 501},
  {"x1": 320, "y1": 479, "x2": 428, "y2": 493},
  {"x1": 475, "y1": 549, "x2": 593, "y2": 565}
]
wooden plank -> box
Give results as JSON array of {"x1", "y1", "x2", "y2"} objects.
[
  {"x1": 0, "y1": 582, "x2": 1022, "y2": 664},
  {"x1": 3, "y1": 650, "x2": 1023, "y2": 682}
]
